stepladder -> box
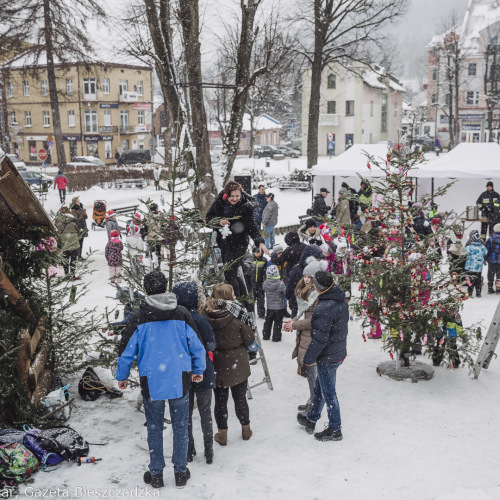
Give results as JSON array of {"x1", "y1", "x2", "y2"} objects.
[
  {"x1": 236, "y1": 266, "x2": 274, "y2": 399},
  {"x1": 472, "y1": 299, "x2": 500, "y2": 378}
]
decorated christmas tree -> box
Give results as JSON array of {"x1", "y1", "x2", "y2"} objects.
[{"x1": 344, "y1": 144, "x2": 482, "y2": 379}]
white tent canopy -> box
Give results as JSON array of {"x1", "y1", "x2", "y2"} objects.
[
  {"x1": 311, "y1": 144, "x2": 393, "y2": 177},
  {"x1": 412, "y1": 142, "x2": 500, "y2": 178}
]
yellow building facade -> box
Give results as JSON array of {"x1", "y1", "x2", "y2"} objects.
[{"x1": 3, "y1": 62, "x2": 152, "y2": 165}]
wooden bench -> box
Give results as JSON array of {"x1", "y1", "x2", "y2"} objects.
[
  {"x1": 115, "y1": 178, "x2": 147, "y2": 189},
  {"x1": 112, "y1": 205, "x2": 140, "y2": 218}
]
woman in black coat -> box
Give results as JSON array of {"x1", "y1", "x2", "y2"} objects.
[{"x1": 206, "y1": 181, "x2": 268, "y2": 297}]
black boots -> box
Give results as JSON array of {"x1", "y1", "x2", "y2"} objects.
[
  {"x1": 298, "y1": 399, "x2": 312, "y2": 413},
  {"x1": 297, "y1": 413, "x2": 315, "y2": 434},
  {"x1": 144, "y1": 471, "x2": 164, "y2": 489},
  {"x1": 174, "y1": 468, "x2": 191, "y2": 489},
  {"x1": 314, "y1": 426, "x2": 343, "y2": 442}
]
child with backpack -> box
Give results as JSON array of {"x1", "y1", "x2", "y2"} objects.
[
  {"x1": 105, "y1": 210, "x2": 122, "y2": 240},
  {"x1": 465, "y1": 230, "x2": 487, "y2": 298},
  {"x1": 262, "y1": 265, "x2": 286, "y2": 341},
  {"x1": 105, "y1": 230, "x2": 123, "y2": 284}
]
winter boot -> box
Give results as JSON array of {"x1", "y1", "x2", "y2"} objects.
[
  {"x1": 204, "y1": 442, "x2": 214, "y2": 464},
  {"x1": 214, "y1": 428, "x2": 227, "y2": 446},
  {"x1": 242, "y1": 424, "x2": 252, "y2": 440},
  {"x1": 488, "y1": 288, "x2": 495, "y2": 294},
  {"x1": 297, "y1": 413, "x2": 315, "y2": 434},
  {"x1": 144, "y1": 471, "x2": 164, "y2": 489},
  {"x1": 174, "y1": 468, "x2": 191, "y2": 489},
  {"x1": 314, "y1": 425, "x2": 343, "y2": 442},
  {"x1": 297, "y1": 399, "x2": 312, "y2": 413}
]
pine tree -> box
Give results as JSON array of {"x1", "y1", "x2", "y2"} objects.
[{"x1": 345, "y1": 145, "x2": 482, "y2": 374}]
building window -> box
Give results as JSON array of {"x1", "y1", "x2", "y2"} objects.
[
  {"x1": 120, "y1": 110, "x2": 129, "y2": 128},
  {"x1": 103, "y1": 109, "x2": 112, "y2": 126},
  {"x1": 327, "y1": 101, "x2": 336, "y2": 114},
  {"x1": 431, "y1": 93, "x2": 437, "y2": 104},
  {"x1": 68, "y1": 109, "x2": 75, "y2": 127},
  {"x1": 7, "y1": 82, "x2": 14, "y2": 97},
  {"x1": 105, "y1": 140, "x2": 112, "y2": 159},
  {"x1": 432, "y1": 68, "x2": 438, "y2": 81},
  {"x1": 346, "y1": 100, "x2": 354, "y2": 116},
  {"x1": 327, "y1": 74, "x2": 336, "y2": 89},
  {"x1": 43, "y1": 110, "x2": 50, "y2": 127},
  {"x1": 370, "y1": 100, "x2": 374, "y2": 117},
  {"x1": 135, "y1": 80, "x2": 143, "y2": 95},
  {"x1": 445, "y1": 93, "x2": 451, "y2": 106},
  {"x1": 41, "y1": 80, "x2": 48, "y2": 96},
  {"x1": 83, "y1": 78, "x2": 97, "y2": 97},
  {"x1": 9, "y1": 111, "x2": 16, "y2": 125},
  {"x1": 468, "y1": 63, "x2": 477, "y2": 76},
  {"x1": 381, "y1": 94, "x2": 387, "y2": 133},
  {"x1": 84, "y1": 110, "x2": 97, "y2": 132},
  {"x1": 66, "y1": 78, "x2": 74, "y2": 95},
  {"x1": 137, "y1": 110, "x2": 145, "y2": 125},
  {"x1": 466, "y1": 90, "x2": 479, "y2": 105},
  {"x1": 22, "y1": 80, "x2": 30, "y2": 96},
  {"x1": 102, "y1": 78, "x2": 110, "y2": 94},
  {"x1": 25, "y1": 111, "x2": 31, "y2": 127},
  {"x1": 119, "y1": 80, "x2": 128, "y2": 95}
]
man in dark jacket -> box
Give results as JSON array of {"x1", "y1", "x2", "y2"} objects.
[
  {"x1": 172, "y1": 281, "x2": 217, "y2": 464},
  {"x1": 253, "y1": 185, "x2": 268, "y2": 228},
  {"x1": 251, "y1": 246, "x2": 268, "y2": 318},
  {"x1": 206, "y1": 181, "x2": 267, "y2": 298},
  {"x1": 285, "y1": 245, "x2": 324, "y2": 318},
  {"x1": 275, "y1": 231, "x2": 307, "y2": 283},
  {"x1": 476, "y1": 181, "x2": 500, "y2": 240},
  {"x1": 311, "y1": 188, "x2": 330, "y2": 224},
  {"x1": 411, "y1": 204, "x2": 432, "y2": 237},
  {"x1": 341, "y1": 182, "x2": 358, "y2": 220},
  {"x1": 71, "y1": 196, "x2": 88, "y2": 258},
  {"x1": 297, "y1": 271, "x2": 348, "y2": 442},
  {"x1": 486, "y1": 223, "x2": 500, "y2": 294},
  {"x1": 116, "y1": 271, "x2": 206, "y2": 490}
]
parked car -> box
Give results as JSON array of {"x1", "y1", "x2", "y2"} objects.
[
  {"x1": 119, "y1": 149, "x2": 151, "y2": 164},
  {"x1": 254, "y1": 145, "x2": 281, "y2": 159},
  {"x1": 212, "y1": 145, "x2": 223, "y2": 158},
  {"x1": 67, "y1": 156, "x2": 106, "y2": 169},
  {"x1": 276, "y1": 146, "x2": 301, "y2": 158},
  {"x1": 7, "y1": 154, "x2": 27, "y2": 171},
  {"x1": 20, "y1": 171, "x2": 53, "y2": 191}
]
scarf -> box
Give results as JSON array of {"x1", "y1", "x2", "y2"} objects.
[
  {"x1": 295, "y1": 289, "x2": 319, "y2": 319},
  {"x1": 217, "y1": 299, "x2": 257, "y2": 334}
]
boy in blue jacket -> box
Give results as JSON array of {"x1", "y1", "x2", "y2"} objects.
[{"x1": 116, "y1": 271, "x2": 206, "y2": 490}]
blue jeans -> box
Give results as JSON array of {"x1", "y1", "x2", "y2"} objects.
[
  {"x1": 143, "y1": 393, "x2": 189, "y2": 475},
  {"x1": 307, "y1": 361, "x2": 343, "y2": 431},
  {"x1": 264, "y1": 225, "x2": 275, "y2": 249}
]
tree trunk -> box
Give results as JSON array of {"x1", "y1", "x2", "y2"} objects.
[
  {"x1": 222, "y1": 0, "x2": 261, "y2": 184},
  {"x1": 43, "y1": 0, "x2": 66, "y2": 168},
  {"x1": 447, "y1": 54, "x2": 454, "y2": 148},
  {"x1": 178, "y1": 0, "x2": 216, "y2": 213},
  {"x1": 306, "y1": 0, "x2": 326, "y2": 169}
]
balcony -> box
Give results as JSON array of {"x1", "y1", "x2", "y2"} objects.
[
  {"x1": 119, "y1": 126, "x2": 134, "y2": 134},
  {"x1": 99, "y1": 126, "x2": 118, "y2": 133},
  {"x1": 319, "y1": 114, "x2": 340, "y2": 126}
]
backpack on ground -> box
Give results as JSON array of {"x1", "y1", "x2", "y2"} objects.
[
  {"x1": 78, "y1": 366, "x2": 122, "y2": 401},
  {"x1": 0, "y1": 443, "x2": 39, "y2": 485},
  {"x1": 0, "y1": 429, "x2": 25, "y2": 446},
  {"x1": 23, "y1": 428, "x2": 65, "y2": 466},
  {"x1": 35, "y1": 427, "x2": 89, "y2": 461}
]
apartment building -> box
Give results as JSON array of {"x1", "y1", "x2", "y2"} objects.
[
  {"x1": 426, "y1": 0, "x2": 500, "y2": 146},
  {"x1": 2, "y1": 61, "x2": 153, "y2": 165},
  {"x1": 301, "y1": 62, "x2": 404, "y2": 157}
]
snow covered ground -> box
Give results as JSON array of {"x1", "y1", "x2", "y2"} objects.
[{"x1": 17, "y1": 183, "x2": 500, "y2": 500}]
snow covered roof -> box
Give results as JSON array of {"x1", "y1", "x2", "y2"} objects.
[
  {"x1": 413, "y1": 142, "x2": 500, "y2": 178},
  {"x1": 362, "y1": 68, "x2": 405, "y2": 93},
  {"x1": 208, "y1": 113, "x2": 281, "y2": 133}
]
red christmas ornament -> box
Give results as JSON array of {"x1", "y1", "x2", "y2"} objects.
[{"x1": 389, "y1": 350, "x2": 394, "y2": 360}]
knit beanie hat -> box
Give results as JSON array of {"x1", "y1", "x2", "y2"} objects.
[
  {"x1": 470, "y1": 231, "x2": 481, "y2": 242},
  {"x1": 313, "y1": 270, "x2": 334, "y2": 292},
  {"x1": 107, "y1": 210, "x2": 115, "y2": 218},
  {"x1": 272, "y1": 244, "x2": 284, "y2": 254},
  {"x1": 432, "y1": 218, "x2": 440, "y2": 226},
  {"x1": 144, "y1": 271, "x2": 168, "y2": 295},
  {"x1": 110, "y1": 230, "x2": 119, "y2": 238},
  {"x1": 494, "y1": 223, "x2": 500, "y2": 233},
  {"x1": 487, "y1": 181, "x2": 494, "y2": 188},
  {"x1": 303, "y1": 256, "x2": 328, "y2": 278},
  {"x1": 266, "y1": 265, "x2": 280, "y2": 279},
  {"x1": 305, "y1": 219, "x2": 316, "y2": 230}
]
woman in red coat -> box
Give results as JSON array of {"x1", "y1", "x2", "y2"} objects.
[{"x1": 53, "y1": 169, "x2": 68, "y2": 203}]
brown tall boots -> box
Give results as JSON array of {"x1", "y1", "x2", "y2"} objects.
[
  {"x1": 214, "y1": 428, "x2": 227, "y2": 446},
  {"x1": 242, "y1": 424, "x2": 253, "y2": 440}
]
